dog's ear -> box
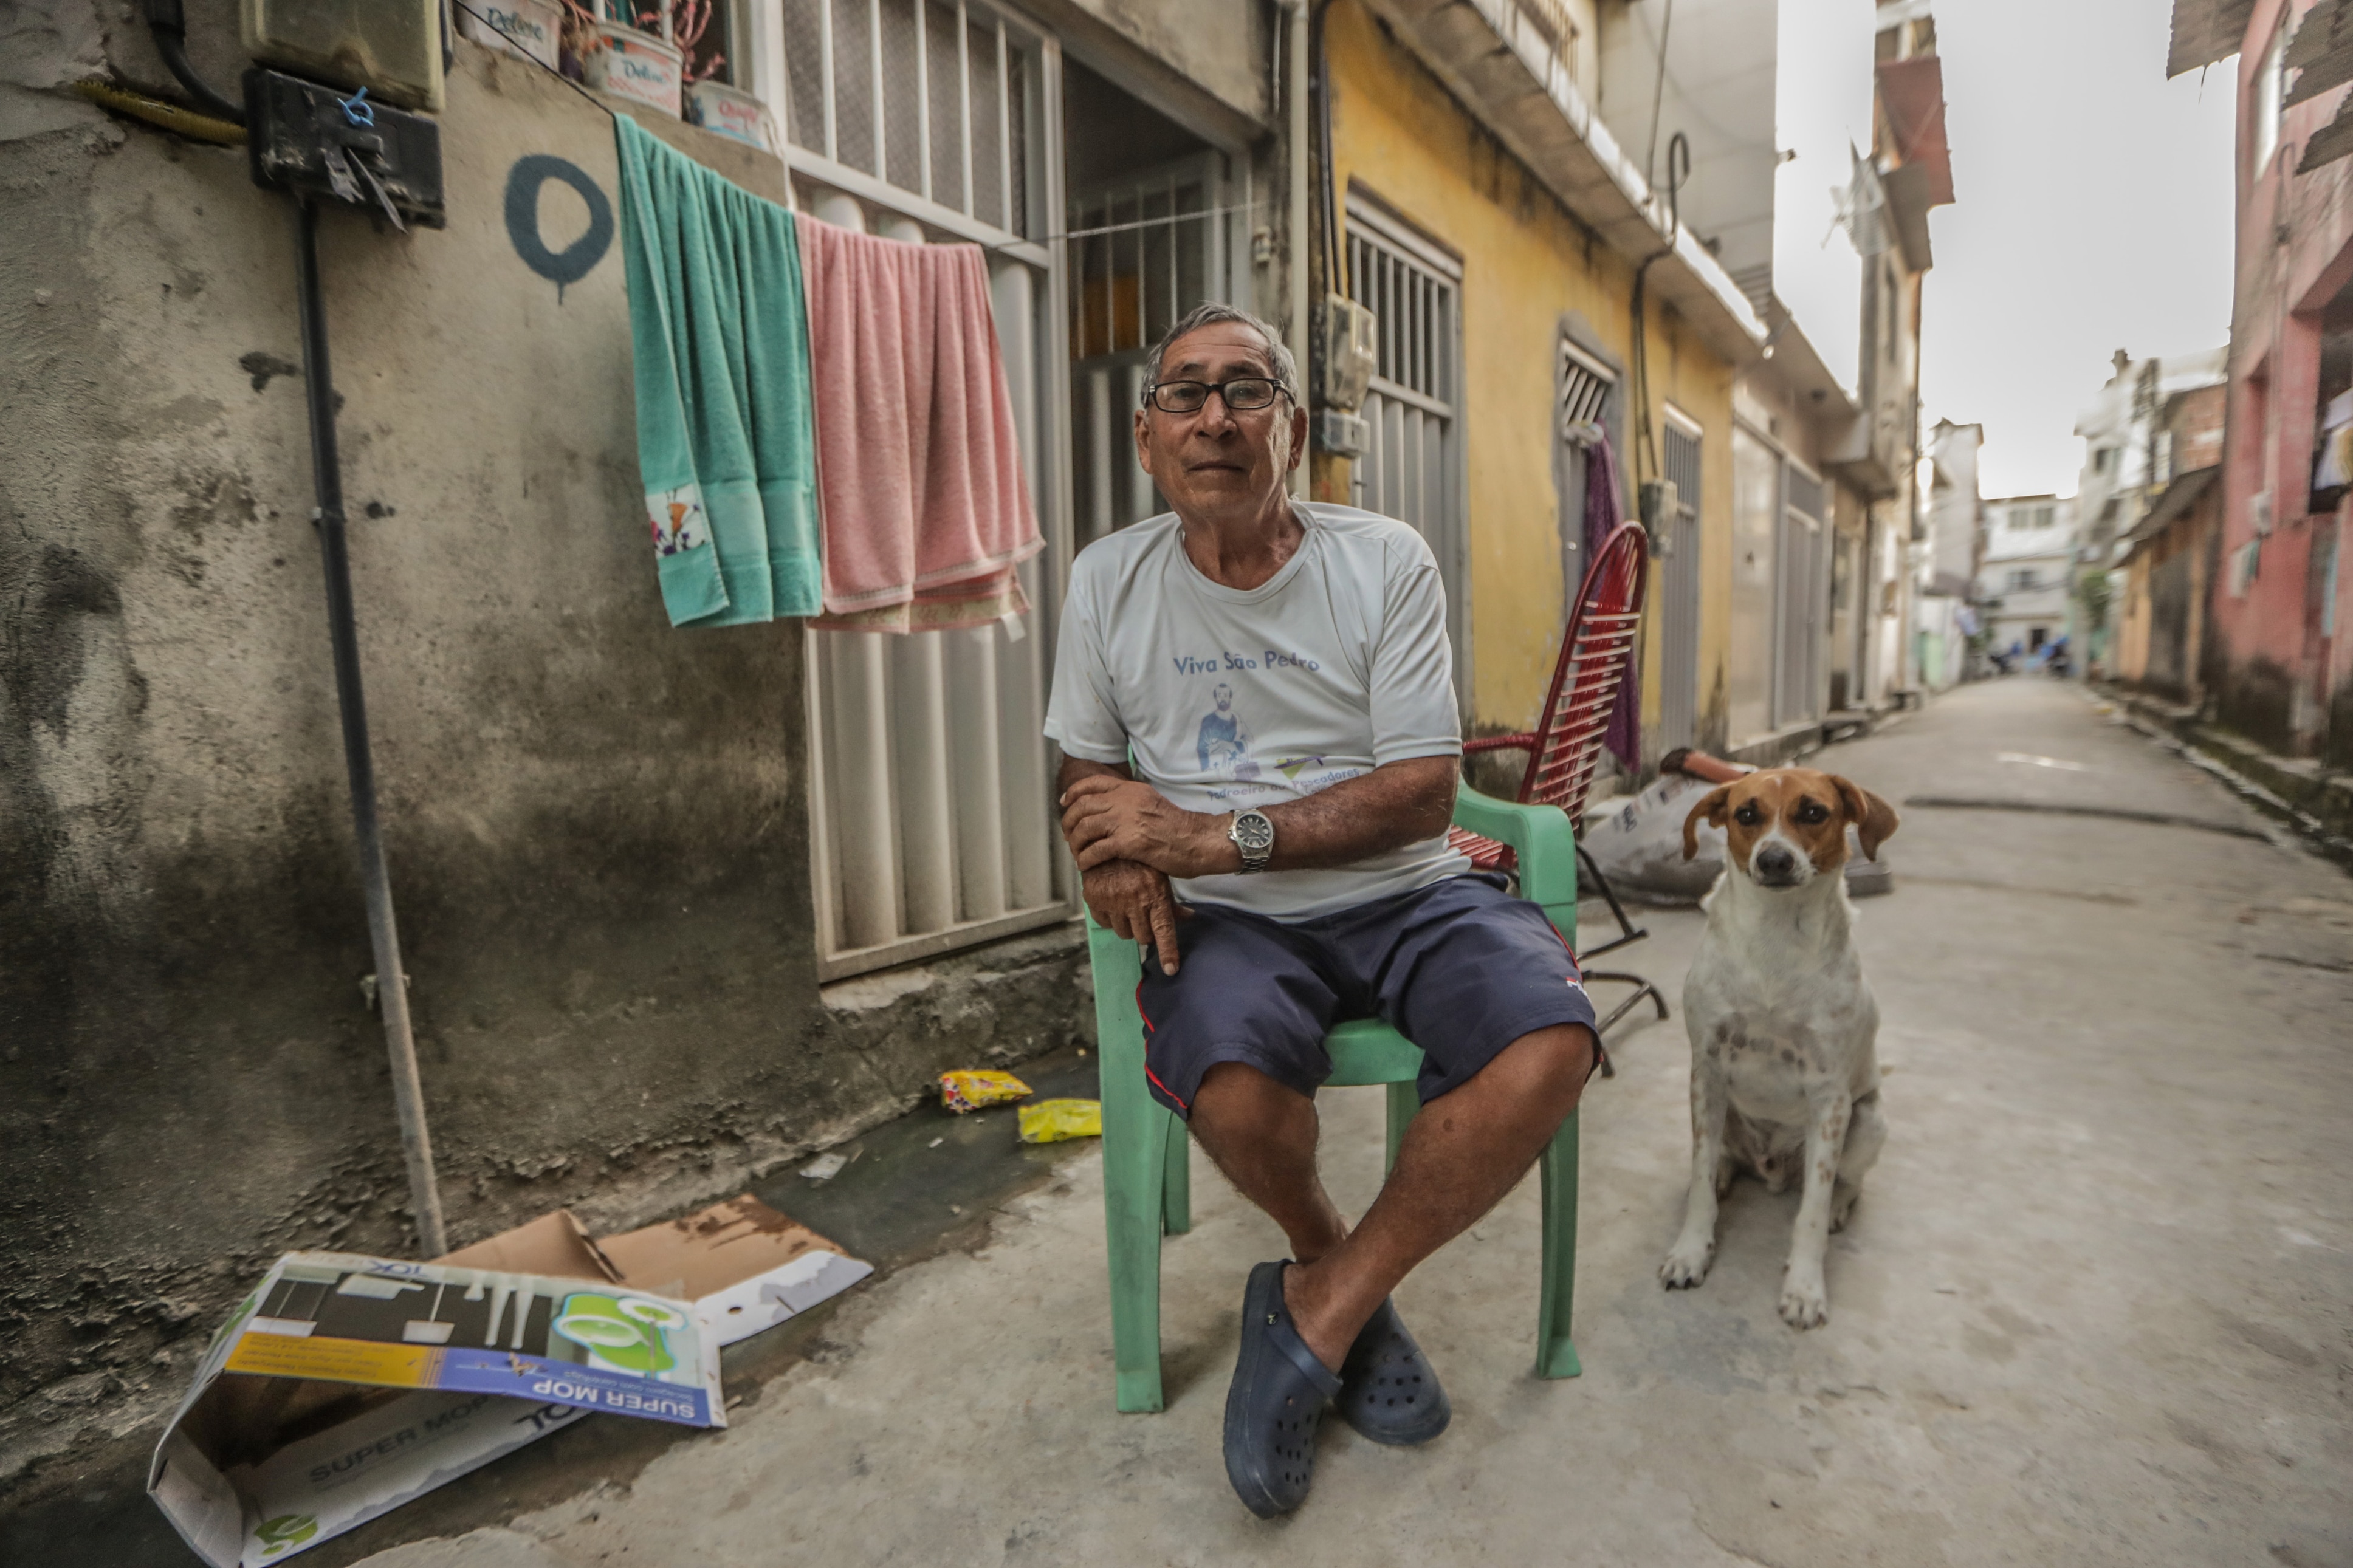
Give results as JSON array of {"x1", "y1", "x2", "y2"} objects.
[
  {"x1": 1682, "y1": 785, "x2": 1734, "y2": 861},
  {"x1": 1831, "y1": 776, "x2": 1900, "y2": 861}
]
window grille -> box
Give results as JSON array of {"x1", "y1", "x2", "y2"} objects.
[
  {"x1": 777, "y1": 0, "x2": 1035, "y2": 243},
  {"x1": 1345, "y1": 193, "x2": 1468, "y2": 699},
  {"x1": 1069, "y1": 151, "x2": 1250, "y2": 545},
  {"x1": 1558, "y1": 339, "x2": 1612, "y2": 445},
  {"x1": 764, "y1": 4, "x2": 1075, "y2": 978}
]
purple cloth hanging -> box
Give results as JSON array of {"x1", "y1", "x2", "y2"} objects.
[{"x1": 1581, "y1": 433, "x2": 1641, "y2": 769}]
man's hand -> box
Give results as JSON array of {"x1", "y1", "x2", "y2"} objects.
[
  {"x1": 1060, "y1": 775, "x2": 1238, "y2": 878},
  {"x1": 1084, "y1": 858, "x2": 1190, "y2": 976}
]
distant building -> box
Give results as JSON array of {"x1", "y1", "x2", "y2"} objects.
[
  {"x1": 2113, "y1": 382, "x2": 2229, "y2": 701},
  {"x1": 1872, "y1": 0, "x2": 1956, "y2": 710},
  {"x1": 1916, "y1": 420, "x2": 1984, "y2": 690},
  {"x1": 1976, "y1": 496, "x2": 2082, "y2": 662},
  {"x1": 2072, "y1": 346, "x2": 2228, "y2": 674}
]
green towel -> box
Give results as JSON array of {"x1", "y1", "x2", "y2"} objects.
[{"x1": 616, "y1": 114, "x2": 820, "y2": 626}]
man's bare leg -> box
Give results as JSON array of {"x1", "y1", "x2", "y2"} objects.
[
  {"x1": 1184, "y1": 1026, "x2": 1593, "y2": 1366},
  {"x1": 1186, "y1": 1063, "x2": 1352, "y2": 1264}
]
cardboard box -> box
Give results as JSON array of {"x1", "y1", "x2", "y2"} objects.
[
  {"x1": 150, "y1": 1198, "x2": 868, "y2": 1565},
  {"x1": 596, "y1": 1195, "x2": 874, "y2": 1348}
]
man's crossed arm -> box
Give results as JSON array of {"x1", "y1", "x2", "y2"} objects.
[{"x1": 1056, "y1": 754, "x2": 1459, "y2": 976}]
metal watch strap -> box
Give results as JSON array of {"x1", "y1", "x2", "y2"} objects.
[{"x1": 1229, "y1": 809, "x2": 1274, "y2": 874}]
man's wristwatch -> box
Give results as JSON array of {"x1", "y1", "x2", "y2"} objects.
[{"x1": 1228, "y1": 809, "x2": 1276, "y2": 874}]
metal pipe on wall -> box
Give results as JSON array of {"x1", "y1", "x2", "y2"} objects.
[
  {"x1": 1283, "y1": 0, "x2": 1308, "y2": 498},
  {"x1": 292, "y1": 198, "x2": 448, "y2": 1258}
]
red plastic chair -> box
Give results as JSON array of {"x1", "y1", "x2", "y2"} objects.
[{"x1": 1450, "y1": 521, "x2": 1668, "y2": 1041}]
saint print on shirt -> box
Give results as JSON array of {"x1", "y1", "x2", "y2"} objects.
[{"x1": 1195, "y1": 682, "x2": 1260, "y2": 781}]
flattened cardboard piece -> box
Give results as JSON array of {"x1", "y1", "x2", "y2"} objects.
[
  {"x1": 435, "y1": 1209, "x2": 619, "y2": 1284},
  {"x1": 151, "y1": 1252, "x2": 720, "y2": 1567},
  {"x1": 597, "y1": 1195, "x2": 874, "y2": 1347},
  {"x1": 149, "y1": 1199, "x2": 871, "y2": 1564},
  {"x1": 232, "y1": 1390, "x2": 588, "y2": 1561}
]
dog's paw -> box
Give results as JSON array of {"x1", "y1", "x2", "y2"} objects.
[
  {"x1": 1778, "y1": 1270, "x2": 1829, "y2": 1329},
  {"x1": 1659, "y1": 1238, "x2": 1716, "y2": 1289},
  {"x1": 1829, "y1": 1182, "x2": 1861, "y2": 1234}
]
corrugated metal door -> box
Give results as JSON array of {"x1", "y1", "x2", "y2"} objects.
[
  {"x1": 1775, "y1": 466, "x2": 1826, "y2": 728},
  {"x1": 780, "y1": 0, "x2": 1073, "y2": 979},
  {"x1": 1659, "y1": 418, "x2": 1702, "y2": 751}
]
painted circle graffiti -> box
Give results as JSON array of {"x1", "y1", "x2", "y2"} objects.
[{"x1": 504, "y1": 155, "x2": 614, "y2": 287}]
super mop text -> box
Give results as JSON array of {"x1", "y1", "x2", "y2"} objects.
[
  {"x1": 529, "y1": 1377, "x2": 699, "y2": 1419},
  {"x1": 306, "y1": 1395, "x2": 495, "y2": 1483}
]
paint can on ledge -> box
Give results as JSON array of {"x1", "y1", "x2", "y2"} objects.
[{"x1": 583, "y1": 22, "x2": 684, "y2": 118}]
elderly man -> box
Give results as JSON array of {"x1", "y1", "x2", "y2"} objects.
[{"x1": 1045, "y1": 303, "x2": 1599, "y2": 1517}]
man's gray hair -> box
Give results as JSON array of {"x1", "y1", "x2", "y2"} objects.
[{"x1": 1144, "y1": 303, "x2": 1300, "y2": 401}]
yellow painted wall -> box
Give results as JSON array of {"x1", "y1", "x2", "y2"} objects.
[{"x1": 1324, "y1": 2, "x2": 1736, "y2": 741}]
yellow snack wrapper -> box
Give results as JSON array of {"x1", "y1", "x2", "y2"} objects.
[
  {"x1": 939, "y1": 1069, "x2": 1031, "y2": 1113},
  {"x1": 1017, "y1": 1098, "x2": 1103, "y2": 1144}
]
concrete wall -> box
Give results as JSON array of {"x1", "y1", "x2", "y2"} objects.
[
  {"x1": 1325, "y1": 0, "x2": 1736, "y2": 742},
  {"x1": 1025, "y1": 0, "x2": 1273, "y2": 145},
  {"x1": 0, "y1": 36, "x2": 1090, "y2": 1491}
]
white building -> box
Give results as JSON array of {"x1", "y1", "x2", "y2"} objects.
[
  {"x1": 2072, "y1": 346, "x2": 2228, "y2": 669},
  {"x1": 1914, "y1": 419, "x2": 1984, "y2": 690},
  {"x1": 1976, "y1": 495, "x2": 2082, "y2": 664}
]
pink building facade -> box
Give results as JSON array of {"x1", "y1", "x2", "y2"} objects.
[{"x1": 2179, "y1": 0, "x2": 2353, "y2": 758}]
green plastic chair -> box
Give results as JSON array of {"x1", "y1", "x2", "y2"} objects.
[{"x1": 1085, "y1": 783, "x2": 1584, "y2": 1414}]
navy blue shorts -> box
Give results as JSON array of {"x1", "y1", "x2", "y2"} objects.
[{"x1": 1133, "y1": 873, "x2": 1600, "y2": 1119}]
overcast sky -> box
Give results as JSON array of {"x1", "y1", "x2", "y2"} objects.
[{"x1": 1775, "y1": 0, "x2": 2238, "y2": 501}]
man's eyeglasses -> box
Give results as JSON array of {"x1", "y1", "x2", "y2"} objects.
[{"x1": 1142, "y1": 377, "x2": 1294, "y2": 415}]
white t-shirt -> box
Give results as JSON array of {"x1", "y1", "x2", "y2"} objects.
[{"x1": 1045, "y1": 501, "x2": 1469, "y2": 920}]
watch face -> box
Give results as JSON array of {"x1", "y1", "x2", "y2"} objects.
[{"x1": 1235, "y1": 813, "x2": 1275, "y2": 852}]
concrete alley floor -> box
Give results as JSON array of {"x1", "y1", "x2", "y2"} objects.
[{"x1": 41, "y1": 679, "x2": 2353, "y2": 1566}]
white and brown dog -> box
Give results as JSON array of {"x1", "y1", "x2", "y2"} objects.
[{"x1": 1658, "y1": 767, "x2": 1900, "y2": 1329}]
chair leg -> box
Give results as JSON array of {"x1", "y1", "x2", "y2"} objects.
[
  {"x1": 1534, "y1": 1106, "x2": 1582, "y2": 1378},
  {"x1": 1102, "y1": 1074, "x2": 1173, "y2": 1413},
  {"x1": 1572, "y1": 842, "x2": 1652, "y2": 961},
  {"x1": 1161, "y1": 1118, "x2": 1192, "y2": 1235},
  {"x1": 1384, "y1": 1080, "x2": 1420, "y2": 1174},
  {"x1": 1584, "y1": 970, "x2": 1671, "y2": 1041}
]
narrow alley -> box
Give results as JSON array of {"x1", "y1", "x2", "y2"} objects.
[
  {"x1": 311, "y1": 681, "x2": 2353, "y2": 1566},
  {"x1": 10, "y1": 2, "x2": 2353, "y2": 1560}
]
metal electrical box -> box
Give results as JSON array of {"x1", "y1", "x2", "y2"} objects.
[
  {"x1": 242, "y1": 0, "x2": 447, "y2": 112},
  {"x1": 246, "y1": 68, "x2": 447, "y2": 227},
  {"x1": 1638, "y1": 478, "x2": 1678, "y2": 553},
  {"x1": 1317, "y1": 293, "x2": 1378, "y2": 413}
]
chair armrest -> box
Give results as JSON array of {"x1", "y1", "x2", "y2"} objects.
[
  {"x1": 1460, "y1": 733, "x2": 1537, "y2": 756},
  {"x1": 1453, "y1": 784, "x2": 1579, "y2": 941}
]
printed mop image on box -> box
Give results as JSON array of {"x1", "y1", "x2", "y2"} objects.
[
  {"x1": 148, "y1": 1253, "x2": 723, "y2": 1567},
  {"x1": 234, "y1": 1256, "x2": 722, "y2": 1420}
]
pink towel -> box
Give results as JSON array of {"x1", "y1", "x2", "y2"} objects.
[{"x1": 795, "y1": 216, "x2": 1043, "y2": 626}]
